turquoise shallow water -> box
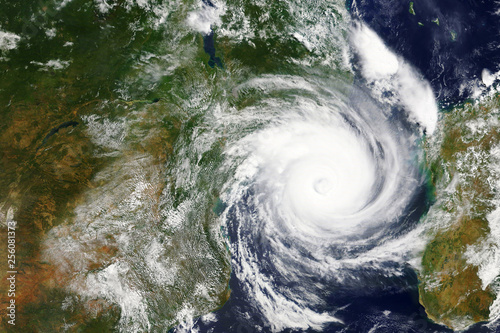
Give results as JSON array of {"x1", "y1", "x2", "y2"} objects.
[{"x1": 1, "y1": 0, "x2": 500, "y2": 331}]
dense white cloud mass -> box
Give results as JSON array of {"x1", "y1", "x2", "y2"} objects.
[
  {"x1": 218, "y1": 76, "x2": 424, "y2": 331},
  {"x1": 351, "y1": 22, "x2": 438, "y2": 134},
  {"x1": 187, "y1": 2, "x2": 225, "y2": 35},
  {"x1": 0, "y1": 30, "x2": 21, "y2": 52}
]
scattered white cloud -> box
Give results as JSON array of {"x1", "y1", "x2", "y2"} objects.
[
  {"x1": 292, "y1": 32, "x2": 313, "y2": 52},
  {"x1": 482, "y1": 68, "x2": 500, "y2": 87},
  {"x1": 95, "y1": 0, "x2": 114, "y2": 14},
  {"x1": 186, "y1": 2, "x2": 225, "y2": 35},
  {"x1": 30, "y1": 59, "x2": 71, "y2": 71},
  {"x1": 55, "y1": 0, "x2": 74, "y2": 10},
  {"x1": 45, "y1": 28, "x2": 57, "y2": 39},
  {"x1": 81, "y1": 114, "x2": 127, "y2": 152},
  {"x1": 0, "y1": 30, "x2": 21, "y2": 52},
  {"x1": 463, "y1": 144, "x2": 500, "y2": 325}
]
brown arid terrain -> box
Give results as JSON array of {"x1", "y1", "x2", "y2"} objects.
[{"x1": 420, "y1": 93, "x2": 500, "y2": 330}]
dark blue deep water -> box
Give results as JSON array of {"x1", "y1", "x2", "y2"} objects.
[
  {"x1": 351, "y1": 0, "x2": 500, "y2": 106},
  {"x1": 181, "y1": 185, "x2": 487, "y2": 332},
  {"x1": 171, "y1": 1, "x2": 500, "y2": 332},
  {"x1": 175, "y1": 184, "x2": 490, "y2": 332}
]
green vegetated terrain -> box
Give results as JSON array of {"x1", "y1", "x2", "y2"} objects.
[
  {"x1": 2, "y1": 0, "x2": 499, "y2": 331},
  {"x1": 0, "y1": 0, "x2": 353, "y2": 329},
  {"x1": 420, "y1": 92, "x2": 500, "y2": 330},
  {"x1": 0, "y1": 0, "x2": 233, "y2": 331}
]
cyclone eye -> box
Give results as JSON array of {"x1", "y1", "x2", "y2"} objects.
[
  {"x1": 313, "y1": 177, "x2": 333, "y2": 195},
  {"x1": 220, "y1": 77, "x2": 421, "y2": 331}
]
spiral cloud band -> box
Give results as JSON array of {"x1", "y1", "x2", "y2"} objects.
[
  {"x1": 219, "y1": 75, "x2": 424, "y2": 330},
  {"x1": 39, "y1": 20, "x2": 436, "y2": 331}
]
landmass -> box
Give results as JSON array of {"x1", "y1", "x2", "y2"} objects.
[
  {"x1": 0, "y1": 1, "x2": 231, "y2": 331},
  {"x1": 420, "y1": 92, "x2": 500, "y2": 330},
  {"x1": 409, "y1": 2, "x2": 416, "y2": 15}
]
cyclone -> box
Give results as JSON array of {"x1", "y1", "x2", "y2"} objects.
[
  {"x1": 214, "y1": 75, "x2": 426, "y2": 331},
  {"x1": 4, "y1": 0, "x2": 500, "y2": 329}
]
